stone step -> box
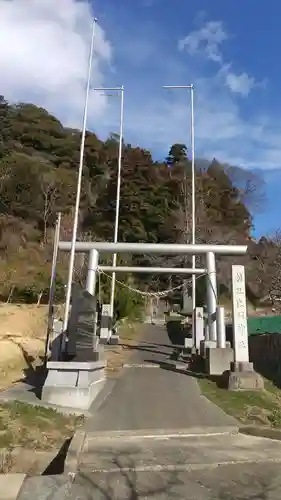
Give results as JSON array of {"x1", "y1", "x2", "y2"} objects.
[
  {"x1": 78, "y1": 427, "x2": 281, "y2": 467},
  {"x1": 16, "y1": 431, "x2": 281, "y2": 499}
]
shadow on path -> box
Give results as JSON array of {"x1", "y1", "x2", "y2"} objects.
[{"x1": 76, "y1": 447, "x2": 184, "y2": 499}]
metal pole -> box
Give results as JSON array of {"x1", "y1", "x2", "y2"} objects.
[
  {"x1": 63, "y1": 18, "x2": 97, "y2": 332},
  {"x1": 44, "y1": 212, "x2": 61, "y2": 364},
  {"x1": 206, "y1": 252, "x2": 217, "y2": 341},
  {"x1": 163, "y1": 84, "x2": 196, "y2": 336},
  {"x1": 190, "y1": 85, "x2": 196, "y2": 312},
  {"x1": 86, "y1": 249, "x2": 99, "y2": 295},
  {"x1": 110, "y1": 86, "x2": 124, "y2": 320},
  {"x1": 216, "y1": 306, "x2": 226, "y2": 348},
  {"x1": 100, "y1": 266, "x2": 206, "y2": 274},
  {"x1": 59, "y1": 241, "x2": 248, "y2": 255}
]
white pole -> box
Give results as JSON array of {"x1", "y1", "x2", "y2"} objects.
[
  {"x1": 190, "y1": 85, "x2": 196, "y2": 313},
  {"x1": 86, "y1": 249, "x2": 99, "y2": 295},
  {"x1": 63, "y1": 18, "x2": 97, "y2": 332},
  {"x1": 110, "y1": 86, "x2": 124, "y2": 320},
  {"x1": 206, "y1": 251, "x2": 217, "y2": 341},
  {"x1": 163, "y1": 84, "x2": 196, "y2": 338},
  {"x1": 59, "y1": 241, "x2": 248, "y2": 255},
  {"x1": 216, "y1": 306, "x2": 226, "y2": 348},
  {"x1": 44, "y1": 212, "x2": 61, "y2": 363}
]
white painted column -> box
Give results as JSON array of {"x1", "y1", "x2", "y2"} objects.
[
  {"x1": 195, "y1": 307, "x2": 204, "y2": 349},
  {"x1": 231, "y1": 265, "x2": 249, "y2": 363},
  {"x1": 206, "y1": 252, "x2": 217, "y2": 341},
  {"x1": 86, "y1": 249, "x2": 99, "y2": 296},
  {"x1": 216, "y1": 306, "x2": 226, "y2": 348}
]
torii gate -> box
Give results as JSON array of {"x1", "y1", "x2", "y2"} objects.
[{"x1": 58, "y1": 241, "x2": 247, "y2": 342}]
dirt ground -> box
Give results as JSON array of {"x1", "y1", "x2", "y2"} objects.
[
  {"x1": 106, "y1": 322, "x2": 146, "y2": 376},
  {"x1": 0, "y1": 304, "x2": 48, "y2": 390},
  {"x1": 0, "y1": 304, "x2": 144, "y2": 389}
]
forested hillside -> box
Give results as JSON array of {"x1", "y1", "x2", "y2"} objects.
[{"x1": 0, "y1": 95, "x2": 279, "y2": 308}]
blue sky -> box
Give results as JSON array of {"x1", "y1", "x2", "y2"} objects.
[
  {"x1": 90, "y1": 0, "x2": 281, "y2": 237},
  {"x1": 0, "y1": 0, "x2": 280, "y2": 237}
]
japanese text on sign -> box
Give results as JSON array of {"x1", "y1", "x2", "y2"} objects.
[{"x1": 232, "y1": 265, "x2": 249, "y2": 363}]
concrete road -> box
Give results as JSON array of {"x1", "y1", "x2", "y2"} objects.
[
  {"x1": 17, "y1": 324, "x2": 281, "y2": 499},
  {"x1": 86, "y1": 324, "x2": 236, "y2": 431}
]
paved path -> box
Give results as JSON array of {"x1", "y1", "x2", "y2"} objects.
[
  {"x1": 18, "y1": 432, "x2": 281, "y2": 499},
  {"x1": 17, "y1": 323, "x2": 281, "y2": 499},
  {"x1": 86, "y1": 323, "x2": 236, "y2": 432}
]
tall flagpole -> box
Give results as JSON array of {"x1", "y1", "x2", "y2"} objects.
[
  {"x1": 163, "y1": 85, "x2": 196, "y2": 315},
  {"x1": 63, "y1": 18, "x2": 98, "y2": 331},
  {"x1": 110, "y1": 86, "x2": 124, "y2": 320}
]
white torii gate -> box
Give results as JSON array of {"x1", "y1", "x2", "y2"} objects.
[{"x1": 58, "y1": 241, "x2": 247, "y2": 342}]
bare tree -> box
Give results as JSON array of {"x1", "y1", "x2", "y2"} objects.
[
  {"x1": 253, "y1": 232, "x2": 281, "y2": 308},
  {"x1": 40, "y1": 172, "x2": 57, "y2": 244},
  {"x1": 226, "y1": 164, "x2": 266, "y2": 213}
]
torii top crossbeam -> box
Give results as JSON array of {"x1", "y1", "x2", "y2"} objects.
[{"x1": 58, "y1": 241, "x2": 247, "y2": 256}]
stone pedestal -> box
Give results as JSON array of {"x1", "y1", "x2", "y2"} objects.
[
  {"x1": 42, "y1": 360, "x2": 106, "y2": 410},
  {"x1": 200, "y1": 340, "x2": 216, "y2": 358},
  {"x1": 109, "y1": 334, "x2": 119, "y2": 345},
  {"x1": 205, "y1": 347, "x2": 234, "y2": 376},
  {"x1": 227, "y1": 362, "x2": 264, "y2": 391}
]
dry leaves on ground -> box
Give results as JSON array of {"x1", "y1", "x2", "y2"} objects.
[{"x1": 106, "y1": 322, "x2": 146, "y2": 377}]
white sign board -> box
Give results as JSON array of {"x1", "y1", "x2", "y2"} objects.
[{"x1": 231, "y1": 265, "x2": 249, "y2": 363}]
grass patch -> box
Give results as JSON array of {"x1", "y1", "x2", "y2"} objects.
[
  {"x1": 0, "y1": 401, "x2": 83, "y2": 450},
  {"x1": 199, "y1": 377, "x2": 281, "y2": 427}
]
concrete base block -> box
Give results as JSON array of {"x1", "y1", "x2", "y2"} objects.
[
  {"x1": 99, "y1": 337, "x2": 109, "y2": 345},
  {"x1": 42, "y1": 360, "x2": 106, "y2": 410},
  {"x1": 205, "y1": 347, "x2": 234, "y2": 375},
  {"x1": 109, "y1": 334, "x2": 119, "y2": 345},
  {"x1": 227, "y1": 362, "x2": 264, "y2": 391},
  {"x1": 200, "y1": 340, "x2": 217, "y2": 358}
]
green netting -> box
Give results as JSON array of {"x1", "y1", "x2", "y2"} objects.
[{"x1": 247, "y1": 316, "x2": 281, "y2": 335}]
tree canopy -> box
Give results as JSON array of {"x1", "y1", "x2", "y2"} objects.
[{"x1": 0, "y1": 95, "x2": 269, "y2": 306}]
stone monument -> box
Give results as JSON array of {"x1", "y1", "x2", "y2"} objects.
[
  {"x1": 42, "y1": 285, "x2": 106, "y2": 410},
  {"x1": 227, "y1": 265, "x2": 264, "y2": 390},
  {"x1": 66, "y1": 287, "x2": 100, "y2": 361}
]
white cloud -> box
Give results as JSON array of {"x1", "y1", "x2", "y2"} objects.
[
  {"x1": 179, "y1": 21, "x2": 227, "y2": 64},
  {"x1": 224, "y1": 71, "x2": 256, "y2": 96},
  {"x1": 0, "y1": 0, "x2": 112, "y2": 126},
  {"x1": 179, "y1": 20, "x2": 260, "y2": 97},
  {"x1": 116, "y1": 72, "x2": 281, "y2": 172},
  {"x1": 218, "y1": 64, "x2": 257, "y2": 96}
]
